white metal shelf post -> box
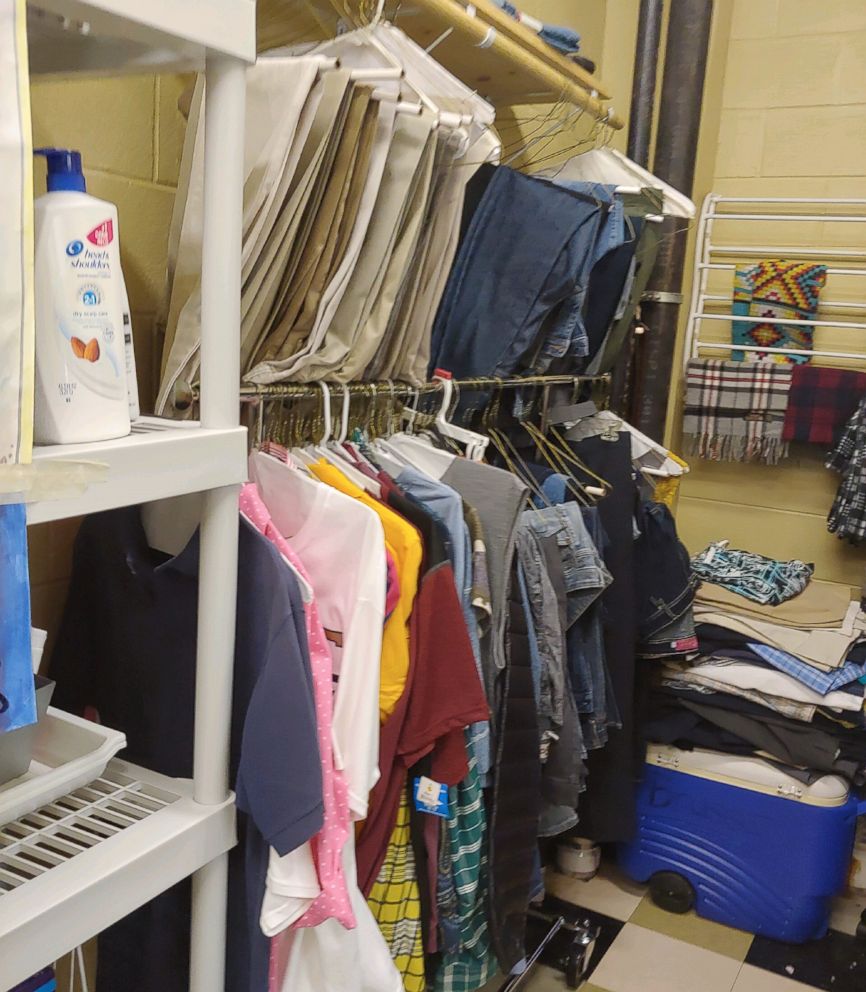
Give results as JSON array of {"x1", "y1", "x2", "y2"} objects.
[{"x1": 189, "y1": 51, "x2": 246, "y2": 992}]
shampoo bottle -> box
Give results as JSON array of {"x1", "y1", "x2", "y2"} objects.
[{"x1": 33, "y1": 148, "x2": 131, "y2": 444}]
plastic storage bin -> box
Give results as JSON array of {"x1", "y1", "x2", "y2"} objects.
[
  {"x1": 0, "y1": 707, "x2": 126, "y2": 827},
  {"x1": 0, "y1": 676, "x2": 55, "y2": 785},
  {"x1": 618, "y1": 744, "x2": 866, "y2": 943}
]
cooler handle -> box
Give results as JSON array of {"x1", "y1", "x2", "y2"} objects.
[{"x1": 857, "y1": 798, "x2": 866, "y2": 817}]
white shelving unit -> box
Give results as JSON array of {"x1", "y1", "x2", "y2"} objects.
[
  {"x1": 28, "y1": 420, "x2": 248, "y2": 525},
  {"x1": 5, "y1": 3, "x2": 252, "y2": 989}
]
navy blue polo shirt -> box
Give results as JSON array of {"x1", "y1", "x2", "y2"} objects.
[{"x1": 50, "y1": 507, "x2": 323, "y2": 992}]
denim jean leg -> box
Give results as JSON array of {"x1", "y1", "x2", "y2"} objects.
[{"x1": 432, "y1": 169, "x2": 607, "y2": 379}]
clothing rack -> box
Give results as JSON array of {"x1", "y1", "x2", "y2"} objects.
[
  {"x1": 232, "y1": 374, "x2": 611, "y2": 449},
  {"x1": 684, "y1": 194, "x2": 866, "y2": 368},
  {"x1": 256, "y1": 0, "x2": 623, "y2": 125},
  {"x1": 237, "y1": 372, "x2": 611, "y2": 401}
]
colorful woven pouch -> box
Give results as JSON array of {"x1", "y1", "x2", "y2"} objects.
[{"x1": 732, "y1": 260, "x2": 827, "y2": 365}]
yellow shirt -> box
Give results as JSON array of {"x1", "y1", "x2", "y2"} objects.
[{"x1": 310, "y1": 460, "x2": 422, "y2": 722}]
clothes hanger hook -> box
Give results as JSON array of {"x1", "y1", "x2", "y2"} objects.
[
  {"x1": 336, "y1": 384, "x2": 351, "y2": 445},
  {"x1": 384, "y1": 378, "x2": 397, "y2": 436},
  {"x1": 433, "y1": 370, "x2": 454, "y2": 424},
  {"x1": 318, "y1": 382, "x2": 332, "y2": 444}
]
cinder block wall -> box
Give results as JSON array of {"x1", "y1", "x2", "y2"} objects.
[
  {"x1": 28, "y1": 73, "x2": 190, "y2": 654},
  {"x1": 672, "y1": 0, "x2": 866, "y2": 589}
]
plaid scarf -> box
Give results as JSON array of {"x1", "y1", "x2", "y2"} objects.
[
  {"x1": 783, "y1": 364, "x2": 866, "y2": 445},
  {"x1": 826, "y1": 396, "x2": 866, "y2": 544},
  {"x1": 732, "y1": 260, "x2": 827, "y2": 365},
  {"x1": 683, "y1": 358, "x2": 793, "y2": 464}
]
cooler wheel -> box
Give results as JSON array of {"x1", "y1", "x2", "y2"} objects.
[{"x1": 648, "y1": 871, "x2": 695, "y2": 915}]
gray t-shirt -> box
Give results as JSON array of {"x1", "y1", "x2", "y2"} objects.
[{"x1": 442, "y1": 458, "x2": 527, "y2": 698}]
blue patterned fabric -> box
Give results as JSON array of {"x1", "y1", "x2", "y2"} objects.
[
  {"x1": 749, "y1": 642, "x2": 866, "y2": 695},
  {"x1": 691, "y1": 542, "x2": 813, "y2": 606}
]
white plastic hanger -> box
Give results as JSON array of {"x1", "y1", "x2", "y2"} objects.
[
  {"x1": 432, "y1": 372, "x2": 489, "y2": 462},
  {"x1": 556, "y1": 147, "x2": 695, "y2": 219},
  {"x1": 307, "y1": 383, "x2": 381, "y2": 495},
  {"x1": 388, "y1": 431, "x2": 455, "y2": 479}
]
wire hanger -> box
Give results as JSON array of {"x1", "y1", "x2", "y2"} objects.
[
  {"x1": 479, "y1": 380, "x2": 552, "y2": 507},
  {"x1": 533, "y1": 419, "x2": 611, "y2": 498}
]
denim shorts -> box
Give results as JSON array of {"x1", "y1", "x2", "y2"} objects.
[
  {"x1": 521, "y1": 505, "x2": 612, "y2": 740},
  {"x1": 521, "y1": 504, "x2": 612, "y2": 628}
]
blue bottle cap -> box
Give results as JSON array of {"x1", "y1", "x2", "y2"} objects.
[{"x1": 34, "y1": 148, "x2": 86, "y2": 193}]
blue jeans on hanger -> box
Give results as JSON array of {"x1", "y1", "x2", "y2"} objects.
[{"x1": 430, "y1": 166, "x2": 604, "y2": 380}]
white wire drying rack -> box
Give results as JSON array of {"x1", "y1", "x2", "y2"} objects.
[{"x1": 683, "y1": 194, "x2": 866, "y2": 369}]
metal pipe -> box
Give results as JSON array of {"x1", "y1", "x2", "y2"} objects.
[
  {"x1": 706, "y1": 245, "x2": 866, "y2": 257},
  {"x1": 699, "y1": 262, "x2": 866, "y2": 276},
  {"x1": 231, "y1": 373, "x2": 611, "y2": 403},
  {"x1": 627, "y1": 0, "x2": 664, "y2": 167},
  {"x1": 612, "y1": 0, "x2": 662, "y2": 414},
  {"x1": 695, "y1": 341, "x2": 866, "y2": 361},
  {"x1": 633, "y1": 0, "x2": 714, "y2": 442},
  {"x1": 708, "y1": 213, "x2": 866, "y2": 223},
  {"x1": 702, "y1": 293, "x2": 866, "y2": 310},
  {"x1": 696, "y1": 313, "x2": 866, "y2": 330}
]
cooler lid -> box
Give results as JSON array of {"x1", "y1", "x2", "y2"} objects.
[{"x1": 645, "y1": 744, "x2": 850, "y2": 807}]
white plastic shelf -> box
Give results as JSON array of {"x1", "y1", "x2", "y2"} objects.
[
  {"x1": 0, "y1": 759, "x2": 236, "y2": 989},
  {"x1": 27, "y1": 418, "x2": 248, "y2": 524},
  {"x1": 27, "y1": 0, "x2": 255, "y2": 75}
]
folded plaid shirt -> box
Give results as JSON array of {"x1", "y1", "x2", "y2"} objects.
[
  {"x1": 683, "y1": 359, "x2": 793, "y2": 464},
  {"x1": 749, "y1": 642, "x2": 866, "y2": 695},
  {"x1": 691, "y1": 542, "x2": 813, "y2": 606},
  {"x1": 783, "y1": 365, "x2": 866, "y2": 445},
  {"x1": 826, "y1": 396, "x2": 866, "y2": 544}
]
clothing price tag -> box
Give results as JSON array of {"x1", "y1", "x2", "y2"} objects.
[{"x1": 413, "y1": 776, "x2": 450, "y2": 818}]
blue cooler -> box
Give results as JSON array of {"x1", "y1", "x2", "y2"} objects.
[{"x1": 618, "y1": 745, "x2": 866, "y2": 943}]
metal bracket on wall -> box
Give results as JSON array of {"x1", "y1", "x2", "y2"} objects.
[{"x1": 641, "y1": 290, "x2": 683, "y2": 304}]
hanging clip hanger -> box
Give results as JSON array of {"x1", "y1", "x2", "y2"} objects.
[
  {"x1": 433, "y1": 369, "x2": 489, "y2": 461},
  {"x1": 317, "y1": 381, "x2": 332, "y2": 444},
  {"x1": 335, "y1": 384, "x2": 351, "y2": 445},
  {"x1": 402, "y1": 386, "x2": 421, "y2": 434}
]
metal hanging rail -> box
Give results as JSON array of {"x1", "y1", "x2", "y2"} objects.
[
  {"x1": 236, "y1": 372, "x2": 611, "y2": 403},
  {"x1": 684, "y1": 193, "x2": 866, "y2": 369}
]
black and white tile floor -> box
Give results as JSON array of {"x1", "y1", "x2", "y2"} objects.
[{"x1": 482, "y1": 864, "x2": 866, "y2": 992}]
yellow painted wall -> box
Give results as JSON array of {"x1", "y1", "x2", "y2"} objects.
[
  {"x1": 497, "y1": 0, "x2": 625, "y2": 170},
  {"x1": 671, "y1": 0, "x2": 866, "y2": 588},
  {"x1": 28, "y1": 73, "x2": 190, "y2": 652}
]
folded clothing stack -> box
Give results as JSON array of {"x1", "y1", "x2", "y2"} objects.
[{"x1": 642, "y1": 552, "x2": 866, "y2": 787}]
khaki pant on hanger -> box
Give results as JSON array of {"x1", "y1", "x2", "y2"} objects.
[
  {"x1": 156, "y1": 58, "x2": 324, "y2": 413},
  {"x1": 240, "y1": 68, "x2": 357, "y2": 373},
  {"x1": 337, "y1": 122, "x2": 438, "y2": 382},
  {"x1": 278, "y1": 111, "x2": 434, "y2": 383},
  {"x1": 262, "y1": 86, "x2": 375, "y2": 363},
  {"x1": 366, "y1": 137, "x2": 448, "y2": 381}
]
